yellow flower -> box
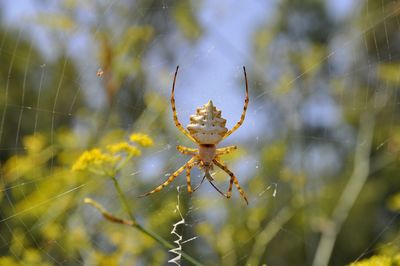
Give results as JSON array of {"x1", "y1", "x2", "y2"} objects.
[
  {"x1": 107, "y1": 142, "x2": 141, "y2": 156},
  {"x1": 72, "y1": 133, "x2": 152, "y2": 174},
  {"x1": 129, "y1": 133, "x2": 153, "y2": 147},
  {"x1": 0, "y1": 257, "x2": 19, "y2": 266},
  {"x1": 349, "y1": 255, "x2": 392, "y2": 266},
  {"x1": 23, "y1": 133, "x2": 46, "y2": 153},
  {"x1": 388, "y1": 193, "x2": 400, "y2": 212},
  {"x1": 72, "y1": 149, "x2": 119, "y2": 172}
]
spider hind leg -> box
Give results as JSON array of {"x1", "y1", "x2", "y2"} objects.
[
  {"x1": 193, "y1": 175, "x2": 206, "y2": 192},
  {"x1": 213, "y1": 159, "x2": 249, "y2": 205},
  {"x1": 186, "y1": 162, "x2": 195, "y2": 193},
  {"x1": 192, "y1": 171, "x2": 228, "y2": 198},
  {"x1": 208, "y1": 180, "x2": 228, "y2": 198},
  {"x1": 138, "y1": 156, "x2": 197, "y2": 197}
]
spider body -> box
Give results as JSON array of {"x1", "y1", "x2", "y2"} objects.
[
  {"x1": 187, "y1": 100, "x2": 228, "y2": 144},
  {"x1": 198, "y1": 144, "x2": 216, "y2": 164},
  {"x1": 140, "y1": 66, "x2": 249, "y2": 204}
]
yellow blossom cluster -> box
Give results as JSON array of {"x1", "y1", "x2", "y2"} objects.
[
  {"x1": 72, "y1": 149, "x2": 120, "y2": 172},
  {"x1": 129, "y1": 133, "x2": 153, "y2": 147},
  {"x1": 349, "y1": 254, "x2": 400, "y2": 266},
  {"x1": 72, "y1": 133, "x2": 153, "y2": 174},
  {"x1": 107, "y1": 142, "x2": 141, "y2": 156},
  {"x1": 23, "y1": 133, "x2": 46, "y2": 153}
]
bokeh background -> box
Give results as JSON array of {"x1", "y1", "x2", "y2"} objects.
[{"x1": 0, "y1": 0, "x2": 400, "y2": 265}]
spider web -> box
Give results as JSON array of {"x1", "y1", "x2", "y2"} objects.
[{"x1": 0, "y1": 0, "x2": 400, "y2": 265}]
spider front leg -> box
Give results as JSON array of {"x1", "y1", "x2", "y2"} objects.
[
  {"x1": 213, "y1": 159, "x2": 249, "y2": 205},
  {"x1": 216, "y1": 145, "x2": 237, "y2": 156},
  {"x1": 171, "y1": 66, "x2": 197, "y2": 143},
  {"x1": 139, "y1": 156, "x2": 197, "y2": 197},
  {"x1": 222, "y1": 66, "x2": 249, "y2": 140}
]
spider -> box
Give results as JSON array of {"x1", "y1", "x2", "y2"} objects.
[{"x1": 140, "y1": 66, "x2": 249, "y2": 204}]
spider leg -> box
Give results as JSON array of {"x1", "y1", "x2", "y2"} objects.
[
  {"x1": 192, "y1": 175, "x2": 206, "y2": 192},
  {"x1": 222, "y1": 66, "x2": 249, "y2": 140},
  {"x1": 186, "y1": 162, "x2": 196, "y2": 193},
  {"x1": 213, "y1": 159, "x2": 249, "y2": 205},
  {"x1": 171, "y1": 66, "x2": 198, "y2": 143},
  {"x1": 208, "y1": 179, "x2": 227, "y2": 198},
  {"x1": 138, "y1": 156, "x2": 197, "y2": 197},
  {"x1": 216, "y1": 145, "x2": 237, "y2": 156},
  {"x1": 177, "y1": 145, "x2": 198, "y2": 155}
]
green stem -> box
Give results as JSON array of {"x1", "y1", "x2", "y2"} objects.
[
  {"x1": 312, "y1": 114, "x2": 375, "y2": 266},
  {"x1": 116, "y1": 154, "x2": 134, "y2": 171},
  {"x1": 110, "y1": 176, "x2": 203, "y2": 266},
  {"x1": 246, "y1": 206, "x2": 297, "y2": 266},
  {"x1": 111, "y1": 176, "x2": 135, "y2": 219}
]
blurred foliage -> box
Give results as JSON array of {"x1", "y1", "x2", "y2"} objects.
[{"x1": 0, "y1": 0, "x2": 400, "y2": 265}]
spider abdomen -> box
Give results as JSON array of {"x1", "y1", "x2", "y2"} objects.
[{"x1": 187, "y1": 100, "x2": 228, "y2": 144}]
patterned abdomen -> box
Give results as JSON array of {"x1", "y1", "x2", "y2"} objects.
[{"x1": 187, "y1": 100, "x2": 228, "y2": 144}]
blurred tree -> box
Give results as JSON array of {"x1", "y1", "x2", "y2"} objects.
[
  {"x1": 0, "y1": 0, "x2": 205, "y2": 264},
  {"x1": 245, "y1": 0, "x2": 400, "y2": 265},
  {"x1": 1, "y1": 0, "x2": 399, "y2": 265}
]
